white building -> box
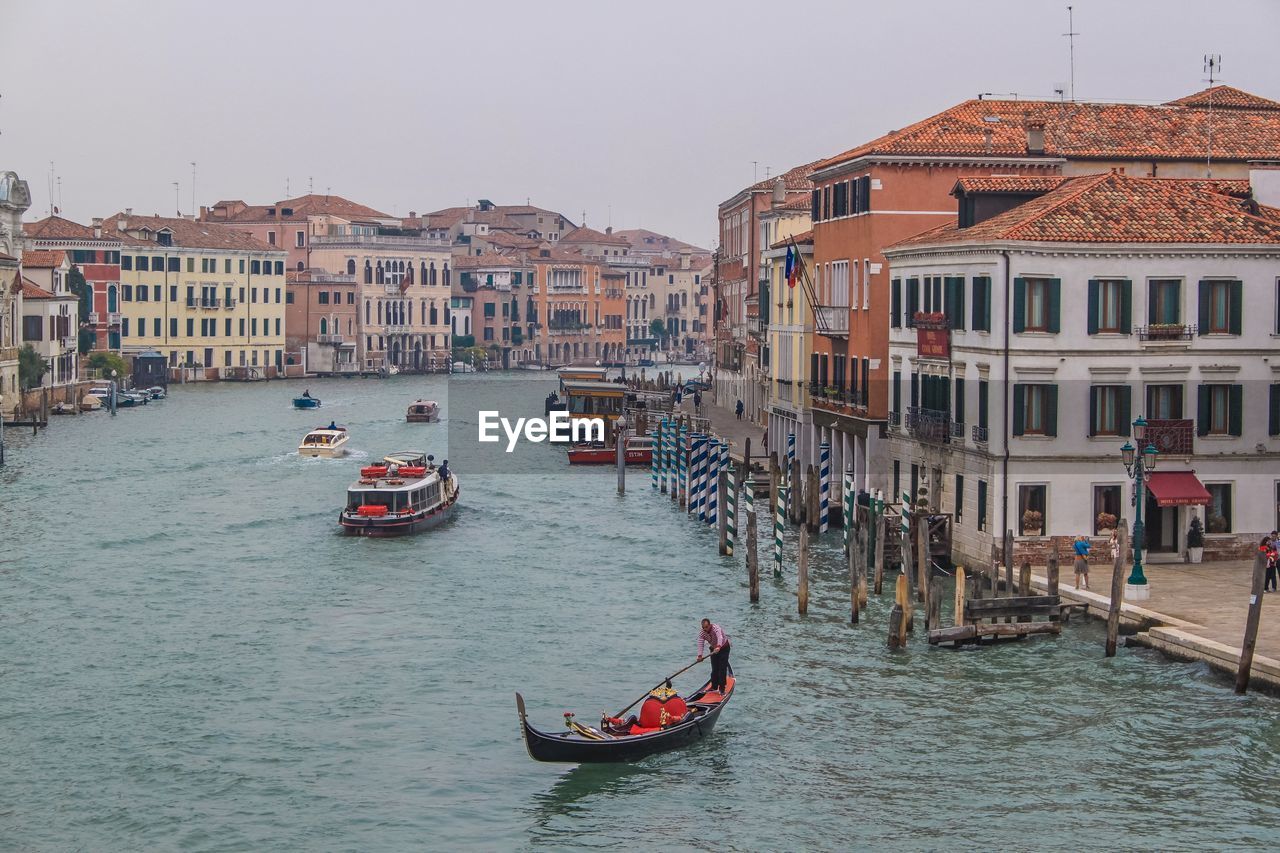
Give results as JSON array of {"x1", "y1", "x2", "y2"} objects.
[
  {"x1": 20, "y1": 250, "x2": 79, "y2": 388},
  {"x1": 882, "y1": 171, "x2": 1280, "y2": 575},
  {"x1": 0, "y1": 171, "x2": 32, "y2": 415}
]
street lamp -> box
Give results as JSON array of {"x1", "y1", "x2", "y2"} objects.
[
  {"x1": 1120, "y1": 415, "x2": 1159, "y2": 600},
  {"x1": 615, "y1": 413, "x2": 629, "y2": 494}
]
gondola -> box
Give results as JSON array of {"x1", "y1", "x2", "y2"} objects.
[{"x1": 516, "y1": 676, "x2": 734, "y2": 763}]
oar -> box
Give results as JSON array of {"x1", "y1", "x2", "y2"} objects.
[{"x1": 613, "y1": 658, "x2": 704, "y2": 719}]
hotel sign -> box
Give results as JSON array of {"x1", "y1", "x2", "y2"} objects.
[{"x1": 915, "y1": 312, "x2": 949, "y2": 359}]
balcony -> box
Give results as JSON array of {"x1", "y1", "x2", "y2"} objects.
[
  {"x1": 87, "y1": 312, "x2": 100, "y2": 325},
  {"x1": 814, "y1": 305, "x2": 849, "y2": 336},
  {"x1": 972, "y1": 424, "x2": 989, "y2": 444},
  {"x1": 1145, "y1": 418, "x2": 1194, "y2": 456},
  {"x1": 888, "y1": 410, "x2": 901, "y2": 428},
  {"x1": 383, "y1": 325, "x2": 409, "y2": 334},
  {"x1": 317, "y1": 333, "x2": 345, "y2": 344},
  {"x1": 202, "y1": 297, "x2": 221, "y2": 309},
  {"x1": 604, "y1": 255, "x2": 649, "y2": 269},
  {"x1": 810, "y1": 386, "x2": 870, "y2": 418},
  {"x1": 61, "y1": 336, "x2": 77, "y2": 350},
  {"x1": 1136, "y1": 323, "x2": 1196, "y2": 342},
  {"x1": 186, "y1": 297, "x2": 199, "y2": 308},
  {"x1": 225, "y1": 298, "x2": 238, "y2": 309},
  {"x1": 310, "y1": 233, "x2": 449, "y2": 249},
  {"x1": 108, "y1": 312, "x2": 122, "y2": 327},
  {"x1": 906, "y1": 406, "x2": 951, "y2": 444}
]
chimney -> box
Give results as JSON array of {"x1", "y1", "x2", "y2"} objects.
[
  {"x1": 1026, "y1": 122, "x2": 1045, "y2": 154},
  {"x1": 1250, "y1": 163, "x2": 1280, "y2": 209},
  {"x1": 605, "y1": 226, "x2": 612, "y2": 235},
  {"x1": 92, "y1": 217, "x2": 102, "y2": 239},
  {"x1": 409, "y1": 211, "x2": 416, "y2": 219},
  {"x1": 772, "y1": 177, "x2": 785, "y2": 207},
  {"x1": 118, "y1": 209, "x2": 131, "y2": 232}
]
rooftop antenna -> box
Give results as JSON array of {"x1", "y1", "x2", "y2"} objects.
[
  {"x1": 190, "y1": 162, "x2": 197, "y2": 216},
  {"x1": 308, "y1": 176, "x2": 314, "y2": 194},
  {"x1": 285, "y1": 177, "x2": 290, "y2": 197},
  {"x1": 48, "y1": 161, "x2": 54, "y2": 217},
  {"x1": 56, "y1": 176, "x2": 62, "y2": 215},
  {"x1": 1204, "y1": 53, "x2": 1222, "y2": 177},
  {"x1": 752, "y1": 161, "x2": 758, "y2": 182},
  {"x1": 173, "y1": 182, "x2": 180, "y2": 216},
  {"x1": 1063, "y1": 6, "x2": 1078, "y2": 101},
  {"x1": 765, "y1": 166, "x2": 772, "y2": 180}
]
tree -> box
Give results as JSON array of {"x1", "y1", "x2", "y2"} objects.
[
  {"x1": 66, "y1": 266, "x2": 94, "y2": 354},
  {"x1": 87, "y1": 351, "x2": 127, "y2": 378},
  {"x1": 18, "y1": 344, "x2": 47, "y2": 390},
  {"x1": 648, "y1": 318, "x2": 667, "y2": 350}
]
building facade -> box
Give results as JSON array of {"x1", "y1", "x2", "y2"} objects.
[
  {"x1": 285, "y1": 270, "x2": 359, "y2": 375},
  {"x1": 0, "y1": 171, "x2": 32, "y2": 414},
  {"x1": 19, "y1": 250, "x2": 79, "y2": 388},
  {"x1": 882, "y1": 172, "x2": 1280, "y2": 573},
  {"x1": 23, "y1": 215, "x2": 122, "y2": 352}
]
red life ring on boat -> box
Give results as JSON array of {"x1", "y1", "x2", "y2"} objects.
[{"x1": 357, "y1": 505, "x2": 388, "y2": 517}]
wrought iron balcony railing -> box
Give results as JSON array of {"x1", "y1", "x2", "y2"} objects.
[
  {"x1": 906, "y1": 406, "x2": 951, "y2": 444},
  {"x1": 972, "y1": 424, "x2": 989, "y2": 443},
  {"x1": 1136, "y1": 323, "x2": 1196, "y2": 341},
  {"x1": 1145, "y1": 418, "x2": 1194, "y2": 455}
]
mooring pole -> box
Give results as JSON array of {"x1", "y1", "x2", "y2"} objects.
[{"x1": 1235, "y1": 550, "x2": 1269, "y2": 695}]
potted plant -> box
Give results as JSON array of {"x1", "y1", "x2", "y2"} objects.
[
  {"x1": 1021, "y1": 509, "x2": 1043, "y2": 537},
  {"x1": 1096, "y1": 512, "x2": 1117, "y2": 535},
  {"x1": 1206, "y1": 514, "x2": 1229, "y2": 534},
  {"x1": 1147, "y1": 322, "x2": 1185, "y2": 340},
  {"x1": 1186, "y1": 515, "x2": 1205, "y2": 563}
]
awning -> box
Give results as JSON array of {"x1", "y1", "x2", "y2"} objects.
[{"x1": 1146, "y1": 471, "x2": 1211, "y2": 507}]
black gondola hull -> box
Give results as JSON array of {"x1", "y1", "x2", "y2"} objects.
[{"x1": 516, "y1": 682, "x2": 733, "y2": 763}]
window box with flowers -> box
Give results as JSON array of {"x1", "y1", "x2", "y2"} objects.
[
  {"x1": 1096, "y1": 512, "x2": 1117, "y2": 536},
  {"x1": 1021, "y1": 509, "x2": 1044, "y2": 537}
]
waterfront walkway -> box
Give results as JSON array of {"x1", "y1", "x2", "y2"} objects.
[
  {"x1": 674, "y1": 397, "x2": 764, "y2": 464},
  {"x1": 1029, "y1": 558, "x2": 1280, "y2": 688}
]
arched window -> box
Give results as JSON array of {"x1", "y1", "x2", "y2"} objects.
[
  {"x1": 429, "y1": 262, "x2": 437, "y2": 286},
  {"x1": 347, "y1": 259, "x2": 356, "y2": 275},
  {"x1": 443, "y1": 263, "x2": 450, "y2": 286},
  {"x1": 405, "y1": 264, "x2": 414, "y2": 285},
  {"x1": 421, "y1": 262, "x2": 428, "y2": 284},
  {"x1": 296, "y1": 261, "x2": 304, "y2": 271},
  {"x1": 408, "y1": 301, "x2": 413, "y2": 324},
  {"x1": 364, "y1": 299, "x2": 371, "y2": 324},
  {"x1": 378, "y1": 302, "x2": 384, "y2": 324},
  {"x1": 364, "y1": 260, "x2": 372, "y2": 284},
  {"x1": 429, "y1": 301, "x2": 439, "y2": 325},
  {"x1": 107, "y1": 284, "x2": 118, "y2": 312},
  {"x1": 376, "y1": 262, "x2": 384, "y2": 285},
  {"x1": 319, "y1": 317, "x2": 328, "y2": 335}
]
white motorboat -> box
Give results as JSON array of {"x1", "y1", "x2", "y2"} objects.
[{"x1": 299, "y1": 425, "x2": 350, "y2": 458}]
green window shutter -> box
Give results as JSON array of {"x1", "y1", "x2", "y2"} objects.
[
  {"x1": 1229, "y1": 280, "x2": 1243, "y2": 335},
  {"x1": 1228, "y1": 384, "x2": 1243, "y2": 436},
  {"x1": 1270, "y1": 384, "x2": 1280, "y2": 437},
  {"x1": 949, "y1": 277, "x2": 965, "y2": 330},
  {"x1": 891, "y1": 279, "x2": 901, "y2": 328},
  {"x1": 1148, "y1": 282, "x2": 1158, "y2": 325},
  {"x1": 906, "y1": 278, "x2": 918, "y2": 327},
  {"x1": 1047, "y1": 278, "x2": 1062, "y2": 333},
  {"x1": 910, "y1": 372, "x2": 918, "y2": 408},
  {"x1": 1012, "y1": 384, "x2": 1025, "y2": 436},
  {"x1": 1120, "y1": 280, "x2": 1132, "y2": 334},
  {"x1": 978, "y1": 380, "x2": 989, "y2": 430},
  {"x1": 1087, "y1": 279, "x2": 1099, "y2": 335},
  {"x1": 1088, "y1": 386, "x2": 1098, "y2": 436},
  {"x1": 1197, "y1": 385, "x2": 1211, "y2": 436},
  {"x1": 1012, "y1": 278, "x2": 1026, "y2": 333},
  {"x1": 892, "y1": 371, "x2": 901, "y2": 413},
  {"x1": 955, "y1": 377, "x2": 965, "y2": 424},
  {"x1": 1045, "y1": 384, "x2": 1058, "y2": 437},
  {"x1": 1118, "y1": 385, "x2": 1131, "y2": 436},
  {"x1": 983, "y1": 278, "x2": 992, "y2": 331},
  {"x1": 1197, "y1": 280, "x2": 1210, "y2": 334}
]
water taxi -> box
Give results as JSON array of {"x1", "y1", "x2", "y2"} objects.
[
  {"x1": 299, "y1": 425, "x2": 350, "y2": 458},
  {"x1": 293, "y1": 391, "x2": 321, "y2": 409},
  {"x1": 567, "y1": 434, "x2": 653, "y2": 466},
  {"x1": 338, "y1": 451, "x2": 459, "y2": 537},
  {"x1": 406, "y1": 400, "x2": 440, "y2": 423}
]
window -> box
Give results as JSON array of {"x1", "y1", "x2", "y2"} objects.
[
  {"x1": 168, "y1": 257, "x2": 179, "y2": 272},
  {"x1": 297, "y1": 231, "x2": 306, "y2": 248},
  {"x1": 1089, "y1": 385, "x2": 1131, "y2": 436},
  {"x1": 1013, "y1": 277, "x2": 1060, "y2": 333},
  {"x1": 121, "y1": 255, "x2": 133, "y2": 271},
  {"x1": 137, "y1": 285, "x2": 148, "y2": 302},
  {"x1": 274, "y1": 262, "x2": 283, "y2": 276},
  {"x1": 1093, "y1": 485, "x2": 1122, "y2": 535},
  {"x1": 318, "y1": 292, "x2": 330, "y2": 305},
  {"x1": 239, "y1": 259, "x2": 245, "y2": 274},
  {"x1": 186, "y1": 318, "x2": 194, "y2": 336},
  {"x1": 153, "y1": 257, "x2": 164, "y2": 271},
  {"x1": 944, "y1": 276, "x2": 965, "y2": 330},
  {"x1": 136, "y1": 256, "x2": 149, "y2": 271},
  {"x1": 170, "y1": 318, "x2": 177, "y2": 337},
  {"x1": 955, "y1": 475, "x2": 964, "y2": 524},
  {"x1": 347, "y1": 292, "x2": 355, "y2": 305},
  {"x1": 1018, "y1": 484, "x2": 1047, "y2": 536},
  {"x1": 251, "y1": 260, "x2": 261, "y2": 275},
  {"x1": 1205, "y1": 483, "x2": 1232, "y2": 533},
  {"x1": 1088, "y1": 279, "x2": 1130, "y2": 334},
  {"x1": 122, "y1": 284, "x2": 133, "y2": 301},
  {"x1": 121, "y1": 318, "x2": 129, "y2": 337},
  {"x1": 1147, "y1": 384, "x2": 1183, "y2": 420},
  {"x1": 286, "y1": 291, "x2": 294, "y2": 305},
  {"x1": 1149, "y1": 279, "x2": 1181, "y2": 325},
  {"x1": 904, "y1": 278, "x2": 918, "y2": 327},
  {"x1": 977, "y1": 480, "x2": 988, "y2": 532},
  {"x1": 954, "y1": 377, "x2": 965, "y2": 425},
  {"x1": 170, "y1": 285, "x2": 178, "y2": 302},
  {"x1": 1013, "y1": 384, "x2": 1057, "y2": 436},
  {"x1": 1198, "y1": 280, "x2": 1242, "y2": 335},
  {"x1": 1198, "y1": 384, "x2": 1242, "y2": 436},
  {"x1": 267, "y1": 231, "x2": 276, "y2": 245},
  {"x1": 1271, "y1": 384, "x2": 1280, "y2": 437},
  {"x1": 891, "y1": 278, "x2": 901, "y2": 328},
  {"x1": 154, "y1": 285, "x2": 161, "y2": 302},
  {"x1": 225, "y1": 259, "x2": 232, "y2": 274},
  {"x1": 153, "y1": 318, "x2": 160, "y2": 337}
]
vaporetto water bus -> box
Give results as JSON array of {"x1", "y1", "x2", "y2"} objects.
[{"x1": 338, "y1": 451, "x2": 458, "y2": 537}]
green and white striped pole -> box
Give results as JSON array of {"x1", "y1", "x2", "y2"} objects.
[
  {"x1": 842, "y1": 469, "x2": 854, "y2": 555},
  {"x1": 773, "y1": 483, "x2": 786, "y2": 577}
]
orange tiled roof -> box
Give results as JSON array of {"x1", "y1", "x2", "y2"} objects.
[
  {"x1": 771, "y1": 230, "x2": 813, "y2": 249},
  {"x1": 20, "y1": 249, "x2": 68, "y2": 268},
  {"x1": 610, "y1": 228, "x2": 710, "y2": 254},
  {"x1": 954, "y1": 176, "x2": 1069, "y2": 194},
  {"x1": 24, "y1": 215, "x2": 119, "y2": 242},
  {"x1": 749, "y1": 160, "x2": 823, "y2": 192},
  {"x1": 101, "y1": 213, "x2": 279, "y2": 252},
  {"x1": 816, "y1": 89, "x2": 1280, "y2": 170},
  {"x1": 890, "y1": 172, "x2": 1280, "y2": 249},
  {"x1": 560, "y1": 225, "x2": 630, "y2": 246},
  {"x1": 212, "y1": 194, "x2": 391, "y2": 223},
  {"x1": 19, "y1": 277, "x2": 55, "y2": 298},
  {"x1": 1165, "y1": 85, "x2": 1280, "y2": 111}
]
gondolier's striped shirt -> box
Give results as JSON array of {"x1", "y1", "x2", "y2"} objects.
[{"x1": 697, "y1": 623, "x2": 729, "y2": 656}]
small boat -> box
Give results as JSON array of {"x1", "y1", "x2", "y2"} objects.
[
  {"x1": 147, "y1": 386, "x2": 167, "y2": 400},
  {"x1": 338, "y1": 451, "x2": 459, "y2": 537},
  {"x1": 293, "y1": 395, "x2": 321, "y2": 409},
  {"x1": 516, "y1": 676, "x2": 735, "y2": 763},
  {"x1": 406, "y1": 400, "x2": 440, "y2": 423},
  {"x1": 451, "y1": 361, "x2": 477, "y2": 374},
  {"x1": 299, "y1": 425, "x2": 350, "y2": 458},
  {"x1": 377, "y1": 364, "x2": 400, "y2": 379},
  {"x1": 79, "y1": 395, "x2": 102, "y2": 412},
  {"x1": 51, "y1": 402, "x2": 76, "y2": 415},
  {"x1": 567, "y1": 435, "x2": 653, "y2": 466},
  {"x1": 637, "y1": 358, "x2": 655, "y2": 367}
]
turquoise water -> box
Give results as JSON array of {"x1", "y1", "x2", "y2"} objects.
[{"x1": 2, "y1": 373, "x2": 1280, "y2": 850}]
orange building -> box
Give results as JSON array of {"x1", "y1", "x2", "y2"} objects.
[{"x1": 529, "y1": 248, "x2": 624, "y2": 366}]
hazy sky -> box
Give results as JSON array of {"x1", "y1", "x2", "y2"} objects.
[{"x1": 3, "y1": 0, "x2": 1277, "y2": 248}]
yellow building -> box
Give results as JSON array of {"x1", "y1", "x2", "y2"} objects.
[
  {"x1": 104, "y1": 212, "x2": 287, "y2": 378},
  {"x1": 761, "y1": 198, "x2": 814, "y2": 461}
]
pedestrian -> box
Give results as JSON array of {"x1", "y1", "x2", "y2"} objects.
[
  {"x1": 1263, "y1": 534, "x2": 1279, "y2": 593},
  {"x1": 735, "y1": 399, "x2": 744, "y2": 420},
  {"x1": 696, "y1": 617, "x2": 732, "y2": 694},
  {"x1": 693, "y1": 391, "x2": 702, "y2": 416},
  {"x1": 1108, "y1": 527, "x2": 1119, "y2": 564},
  {"x1": 1073, "y1": 534, "x2": 1091, "y2": 590}
]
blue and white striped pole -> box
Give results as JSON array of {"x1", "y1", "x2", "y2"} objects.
[
  {"x1": 706, "y1": 441, "x2": 720, "y2": 527},
  {"x1": 726, "y1": 447, "x2": 739, "y2": 544},
  {"x1": 818, "y1": 441, "x2": 831, "y2": 534},
  {"x1": 786, "y1": 432, "x2": 796, "y2": 516},
  {"x1": 842, "y1": 469, "x2": 854, "y2": 554},
  {"x1": 690, "y1": 435, "x2": 708, "y2": 518},
  {"x1": 661, "y1": 419, "x2": 671, "y2": 494},
  {"x1": 652, "y1": 420, "x2": 662, "y2": 492}
]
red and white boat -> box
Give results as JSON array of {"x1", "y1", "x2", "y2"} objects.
[{"x1": 567, "y1": 435, "x2": 653, "y2": 466}]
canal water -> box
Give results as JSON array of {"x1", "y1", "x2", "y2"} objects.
[{"x1": 2, "y1": 372, "x2": 1280, "y2": 851}]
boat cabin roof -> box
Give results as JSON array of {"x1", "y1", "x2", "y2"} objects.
[
  {"x1": 562, "y1": 381, "x2": 625, "y2": 395},
  {"x1": 558, "y1": 367, "x2": 608, "y2": 378},
  {"x1": 348, "y1": 469, "x2": 442, "y2": 492}
]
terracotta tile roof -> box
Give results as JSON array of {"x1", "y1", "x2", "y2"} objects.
[
  {"x1": 771, "y1": 229, "x2": 813, "y2": 250},
  {"x1": 24, "y1": 215, "x2": 119, "y2": 242},
  {"x1": 19, "y1": 277, "x2": 55, "y2": 298},
  {"x1": 610, "y1": 228, "x2": 709, "y2": 254},
  {"x1": 816, "y1": 89, "x2": 1280, "y2": 171},
  {"x1": 890, "y1": 172, "x2": 1280, "y2": 250},
  {"x1": 481, "y1": 230, "x2": 542, "y2": 249},
  {"x1": 1165, "y1": 85, "x2": 1280, "y2": 111},
  {"x1": 954, "y1": 176, "x2": 1069, "y2": 194},
  {"x1": 453, "y1": 253, "x2": 532, "y2": 270},
  {"x1": 101, "y1": 213, "x2": 279, "y2": 252},
  {"x1": 560, "y1": 226, "x2": 631, "y2": 246},
  {"x1": 210, "y1": 194, "x2": 391, "y2": 223},
  {"x1": 749, "y1": 160, "x2": 822, "y2": 192},
  {"x1": 20, "y1": 249, "x2": 68, "y2": 268}
]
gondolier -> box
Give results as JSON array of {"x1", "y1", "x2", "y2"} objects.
[{"x1": 696, "y1": 618, "x2": 731, "y2": 694}]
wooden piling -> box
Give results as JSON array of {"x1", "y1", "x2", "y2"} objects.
[
  {"x1": 873, "y1": 515, "x2": 886, "y2": 595},
  {"x1": 1105, "y1": 525, "x2": 1128, "y2": 657},
  {"x1": 717, "y1": 470, "x2": 729, "y2": 555},
  {"x1": 1046, "y1": 552, "x2": 1060, "y2": 621},
  {"x1": 1235, "y1": 550, "x2": 1269, "y2": 694},
  {"x1": 1003, "y1": 529, "x2": 1014, "y2": 598},
  {"x1": 808, "y1": 467, "x2": 820, "y2": 533},
  {"x1": 746, "y1": 509, "x2": 760, "y2": 603},
  {"x1": 848, "y1": 519, "x2": 860, "y2": 624},
  {"x1": 789, "y1": 457, "x2": 801, "y2": 526},
  {"x1": 954, "y1": 566, "x2": 967, "y2": 628},
  {"x1": 798, "y1": 526, "x2": 810, "y2": 616},
  {"x1": 927, "y1": 578, "x2": 942, "y2": 632},
  {"x1": 769, "y1": 452, "x2": 779, "y2": 515},
  {"x1": 915, "y1": 516, "x2": 929, "y2": 605},
  {"x1": 1018, "y1": 560, "x2": 1032, "y2": 622},
  {"x1": 888, "y1": 604, "x2": 904, "y2": 650}
]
